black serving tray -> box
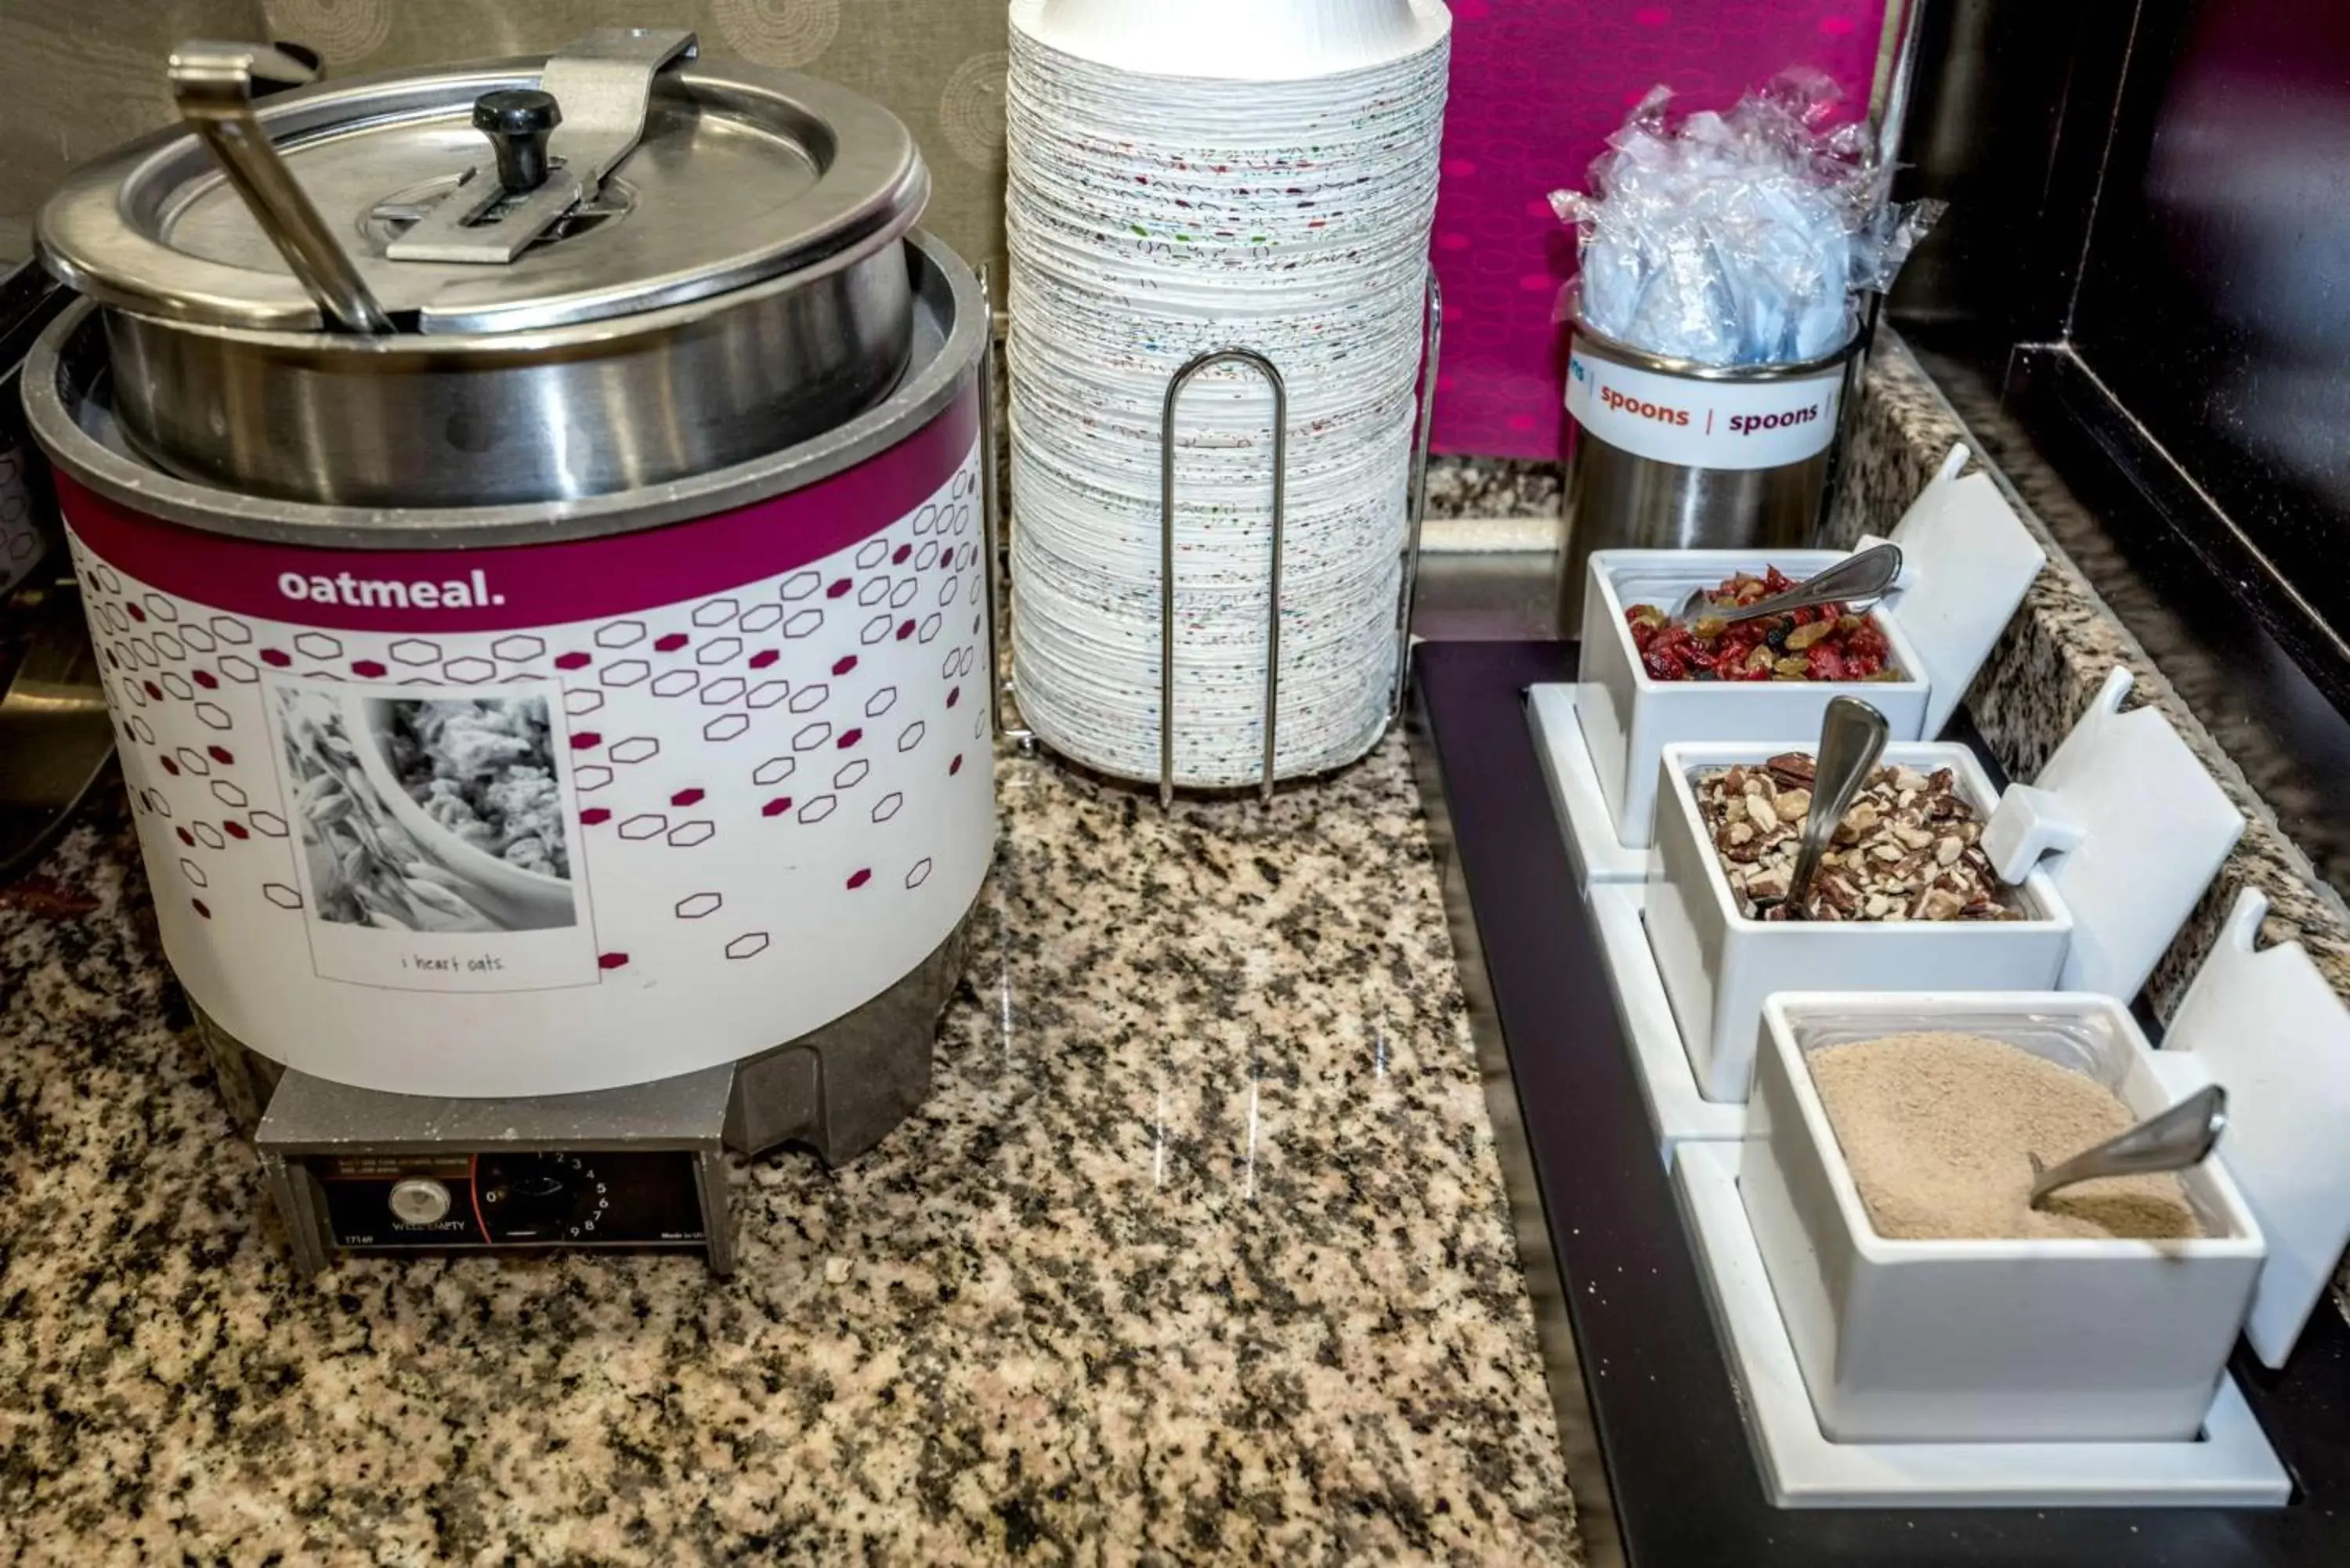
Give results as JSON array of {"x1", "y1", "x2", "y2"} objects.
[{"x1": 1408, "y1": 639, "x2": 2350, "y2": 1568}]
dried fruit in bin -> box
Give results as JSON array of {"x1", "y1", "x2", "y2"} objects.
[{"x1": 1625, "y1": 566, "x2": 1901, "y2": 683}]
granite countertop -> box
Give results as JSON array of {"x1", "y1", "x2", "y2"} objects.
[{"x1": 0, "y1": 738, "x2": 1578, "y2": 1564}]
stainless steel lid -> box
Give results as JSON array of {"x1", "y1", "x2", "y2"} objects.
[
  {"x1": 27, "y1": 232, "x2": 983, "y2": 547},
  {"x1": 39, "y1": 29, "x2": 928, "y2": 336}
]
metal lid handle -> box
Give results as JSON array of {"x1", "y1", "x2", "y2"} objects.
[
  {"x1": 168, "y1": 41, "x2": 392, "y2": 334},
  {"x1": 387, "y1": 27, "x2": 697, "y2": 267},
  {"x1": 474, "y1": 89, "x2": 563, "y2": 195}
]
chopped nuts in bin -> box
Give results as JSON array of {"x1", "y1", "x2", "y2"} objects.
[{"x1": 1694, "y1": 755, "x2": 2021, "y2": 922}]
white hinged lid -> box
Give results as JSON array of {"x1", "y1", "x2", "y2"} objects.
[
  {"x1": 1870, "y1": 445, "x2": 2047, "y2": 736},
  {"x1": 2149, "y1": 888, "x2": 2350, "y2": 1369},
  {"x1": 1983, "y1": 666, "x2": 2244, "y2": 998}
]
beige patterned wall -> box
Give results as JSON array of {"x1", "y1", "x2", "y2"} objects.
[
  {"x1": 0, "y1": 0, "x2": 1010, "y2": 279},
  {"x1": 0, "y1": 1, "x2": 266, "y2": 260}
]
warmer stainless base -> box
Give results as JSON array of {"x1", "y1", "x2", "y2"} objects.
[{"x1": 201, "y1": 905, "x2": 973, "y2": 1275}]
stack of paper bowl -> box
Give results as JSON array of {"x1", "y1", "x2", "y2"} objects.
[{"x1": 1006, "y1": 0, "x2": 1452, "y2": 787}]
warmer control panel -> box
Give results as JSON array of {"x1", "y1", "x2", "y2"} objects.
[
  {"x1": 255, "y1": 1062, "x2": 739, "y2": 1277},
  {"x1": 313, "y1": 1151, "x2": 710, "y2": 1251}
]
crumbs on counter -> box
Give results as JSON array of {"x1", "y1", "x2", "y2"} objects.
[{"x1": 0, "y1": 876, "x2": 102, "y2": 919}]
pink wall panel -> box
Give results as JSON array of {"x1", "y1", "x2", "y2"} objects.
[{"x1": 1433, "y1": 0, "x2": 1891, "y2": 457}]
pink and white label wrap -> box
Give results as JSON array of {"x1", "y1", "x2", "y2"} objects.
[
  {"x1": 1565, "y1": 335, "x2": 1846, "y2": 471},
  {"x1": 59, "y1": 394, "x2": 996, "y2": 1099}
]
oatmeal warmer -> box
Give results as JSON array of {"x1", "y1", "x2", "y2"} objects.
[{"x1": 24, "y1": 31, "x2": 996, "y2": 1265}]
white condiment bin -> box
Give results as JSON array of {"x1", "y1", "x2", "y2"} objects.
[
  {"x1": 1647, "y1": 740, "x2": 2074, "y2": 1103},
  {"x1": 1577, "y1": 550, "x2": 1930, "y2": 854},
  {"x1": 1646, "y1": 665, "x2": 2246, "y2": 1104},
  {"x1": 1574, "y1": 444, "x2": 2045, "y2": 854},
  {"x1": 1676, "y1": 1140, "x2": 2290, "y2": 1506},
  {"x1": 1741, "y1": 991, "x2": 2265, "y2": 1444}
]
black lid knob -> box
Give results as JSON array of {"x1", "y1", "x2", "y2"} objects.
[{"x1": 472, "y1": 89, "x2": 562, "y2": 194}]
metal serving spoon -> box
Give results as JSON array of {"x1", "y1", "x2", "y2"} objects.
[
  {"x1": 170, "y1": 41, "x2": 393, "y2": 334},
  {"x1": 1672, "y1": 543, "x2": 1905, "y2": 626},
  {"x1": 2027, "y1": 1084, "x2": 2229, "y2": 1211},
  {"x1": 1760, "y1": 695, "x2": 1890, "y2": 918}
]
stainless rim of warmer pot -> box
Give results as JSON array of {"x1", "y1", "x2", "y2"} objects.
[
  {"x1": 88, "y1": 222, "x2": 916, "y2": 511},
  {"x1": 25, "y1": 233, "x2": 984, "y2": 549}
]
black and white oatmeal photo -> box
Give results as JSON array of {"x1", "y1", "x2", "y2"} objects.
[{"x1": 274, "y1": 688, "x2": 579, "y2": 934}]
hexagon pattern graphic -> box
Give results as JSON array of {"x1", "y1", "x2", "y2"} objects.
[{"x1": 601, "y1": 659, "x2": 651, "y2": 688}]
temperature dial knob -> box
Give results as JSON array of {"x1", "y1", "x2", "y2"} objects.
[{"x1": 475, "y1": 1152, "x2": 613, "y2": 1242}]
